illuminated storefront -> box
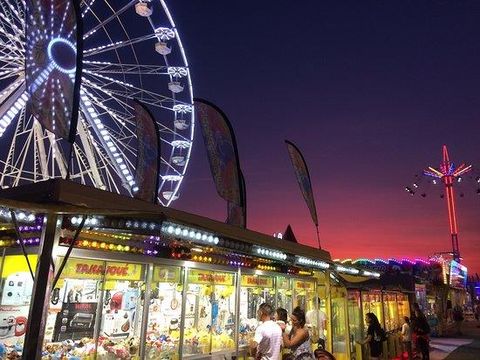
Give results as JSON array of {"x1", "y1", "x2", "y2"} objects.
[{"x1": 0, "y1": 180, "x2": 381, "y2": 359}]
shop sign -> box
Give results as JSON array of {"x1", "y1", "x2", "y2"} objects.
[
  {"x1": 241, "y1": 275, "x2": 273, "y2": 288},
  {"x1": 293, "y1": 280, "x2": 314, "y2": 291},
  {"x1": 59, "y1": 258, "x2": 144, "y2": 281},
  {"x1": 1, "y1": 255, "x2": 38, "y2": 278},
  {"x1": 449, "y1": 260, "x2": 467, "y2": 289},
  {"x1": 277, "y1": 276, "x2": 290, "y2": 289},
  {"x1": 187, "y1": 269, "x2": 234, "y2": 285},
  {"x1": 153, "y1": 266, "x2": 181, "y2": 283}
]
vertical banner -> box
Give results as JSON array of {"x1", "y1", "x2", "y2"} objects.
[
  {"x1": 25, "y1": 0, "x2": 83, "y2": 143},
  {"x1": 194, "y1": 98, "x2": 245, "y2": 221},
  {"x1": 227, "y1": 170, "x2": 247, "y2": 227},
  {"x1": 285, "y1": 140, "x2": 321, "y2": 247},
  {"x1": 132, "y1": 99, "x2": 161, "y2": 203}
]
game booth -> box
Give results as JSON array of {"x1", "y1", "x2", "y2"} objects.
[
  {"x1": 0, "y1": 180, "x2": 382, "y2": 360},
  {"x1": 335, "y1": 259, "x2": 415, "y2": 360}
]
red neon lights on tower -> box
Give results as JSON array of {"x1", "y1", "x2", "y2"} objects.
[{"x1": 422, "y1": 145, "x2": 472, "y2": 261}]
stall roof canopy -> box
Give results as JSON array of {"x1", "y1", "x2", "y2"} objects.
[
  {"x1": 0, "y1": 180, "x2": 331, "y2": 261},
  {"x1": 339, "y1": 272, "x2": 415, "y2": 292}
]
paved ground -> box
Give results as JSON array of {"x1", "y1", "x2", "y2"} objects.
[{"x1": 430, "y1": 320, "x2": 480, "y2": 360}]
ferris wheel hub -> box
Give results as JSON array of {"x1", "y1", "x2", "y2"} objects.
[{"x1": 47, "y1": 38, "x2": 76, "y2": 74}]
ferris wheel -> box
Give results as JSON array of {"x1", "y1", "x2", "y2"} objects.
[{"x1": 0, "y1": 0, "x2": 194, "y2": 206}]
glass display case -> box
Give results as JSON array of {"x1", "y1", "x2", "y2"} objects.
[
  {"x1": 0, "y1": 254, "x2": 36, "y2": 359},
  {"x1": 347, "y1": 290, "x2": 362, "y2": 359},
  {"x1": 182, "y1": 268, "x2": 236, "y2": 357},
  {"x1": 145, "y1": 266, "x2": 183, "y2": 359},
  {"x1": 292, "y1": 279, "x2": 315, "y2": 311},
  {"x1": 238, "y1": 274, "x2": 274, "y2": 350},
  {"x1": 362, "y1": 291, "x2": 383, "y2": 329},
  {"x1": 303, "y1": 276, "x2": 328, "y2": 349},
  {"x1": 330, "y1": 285, "x2": 349, "y2": 360},
  {"x1": 382, "y1": 292, "x2": 399, "y2": 331},
  {"x1": 276, "y1": 275, "x2": 292, "y2": 312},
  {"x1": 396, "y1": 293, "x2": 410, "y2": 324},
  {"x1": 41, "y1": 257, "x2": 146, "y2": 360}
]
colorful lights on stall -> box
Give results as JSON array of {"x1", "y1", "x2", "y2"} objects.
[
  {"x1": 253, "y1": 246, "x2": 288, "y2": 261},
  {"x1": 295, "y1": 256, "x2": 330, "y2": 269},
  {"x1": 161, "y1": 221, "x2": 220, "y2": 245}
]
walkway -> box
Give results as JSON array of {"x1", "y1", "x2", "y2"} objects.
[{"x1": 430, "y1": 320, "x2": 480, "y2": 360}]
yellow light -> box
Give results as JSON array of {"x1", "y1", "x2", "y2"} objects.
[{"x1": 108, "y1": 243, "x2": 114, "y2": 250}]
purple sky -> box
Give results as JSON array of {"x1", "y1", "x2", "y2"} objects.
[{"x1": 168, "y1": 1, "x2": 480, "y2": 274}]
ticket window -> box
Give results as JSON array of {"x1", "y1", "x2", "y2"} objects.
[
  {"x1": 276, "y1": 276, "x2": 292, "y2": 313},
  {"x1": 145, "y1": 266, "x2": 183, "y2": 360},
  {"x1": 0, "y1": 255, "x2": 37, "y2": 359},
  {"x1": 183, "y1": 269, "x2": 236, "y2": 356},
  {"x1": 330, "y1": 285, "x2": 349, "y2": 360},
  {"x1": 238, "y1": 274, "x2": 274, "y2": 349}
]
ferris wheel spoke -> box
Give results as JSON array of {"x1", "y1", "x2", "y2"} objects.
[
  {"x1": 80, "y1": 0, "x2": 97, "y2": 18},
  {"x1": 46, "y1": 131, "x2": 67, "y2": 178},
  {"x1": 84, "y1": 32, "x2": 157, "y2": 57},
  {"x1": 76, "y1": 118, "x2": 106, "y2": 188},
  {"x1": 82, "y1": 73, "x2": 178, "y2": 111},
  {"x1": 79, "y1": 91, "x2": 136, "y2": 193},
  {"x1": 83, "y1": 61, "x2": 169, "y2": 76},
  {"x1": 83, "y1": 0, "x2": 136, "y2": 40},
  {"x1": 0, "y1": 82, "x2": 27, "y2": 138}
]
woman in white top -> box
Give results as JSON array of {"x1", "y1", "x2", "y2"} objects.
[{"x1": 401, "y1": 316, "x2": 412, "y2": 360}]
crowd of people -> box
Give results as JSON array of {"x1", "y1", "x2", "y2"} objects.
[
  {"x1": 248, "y1": 301, "x2": 476, "y2": 360},
  {"x1": 248, "y1": 303, "x2": 335, "y2": 360}
]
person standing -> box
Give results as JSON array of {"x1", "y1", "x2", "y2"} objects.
[
  {"x1": 306, "y1": 298, "x2": 327, "y2": 349},
  {"x1": 357, "y1": 312, "x2": 385, "y2": 360},
  {"x1": 280, "y1": 307, "x2": 315, "y2": 360},
  {"x1": 250, "y1": 303, "x2": 283, "y2": 360},
  {"x1": 452, "y1": 304, "x2": 464, "y2": 335},
  {"x1": 475, "y1": 302, "x2": 480, "y2": 328},
  {"x1": 401, "y1": 316, "x2": 413, "y2": 360},
  {"x1": 413, "y1": 307, "x2": 430, "y2": 360}
]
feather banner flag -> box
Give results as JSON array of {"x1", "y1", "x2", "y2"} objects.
[
  {"x1": 25, "y1": 0, "x2": 83, "y2": 143},
  {"x1": 227, "y1": 170, "x2": 247, "y2": 227},
  {"x1": 132, "y1": 99, "x2": 161, "y2": 203},
  {"x1": 194, "y1": 98, "x2": 245, "y2": 225},
  {"x1": 285, "y1": 140, "x2": 321, "y2": 248}
]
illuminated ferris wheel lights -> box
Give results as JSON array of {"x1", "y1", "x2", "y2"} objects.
[{"x1": 155, "y1": 27, "x2": 175, "y2": 40}]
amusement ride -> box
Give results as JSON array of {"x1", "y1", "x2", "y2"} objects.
[{"x1": 0, "y1": 0, "x2": 194, "y2": 206}]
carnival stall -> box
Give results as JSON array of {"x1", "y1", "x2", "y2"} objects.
[{"x1": 0, "y1": 180, "x2": 381, "y2": 360}]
